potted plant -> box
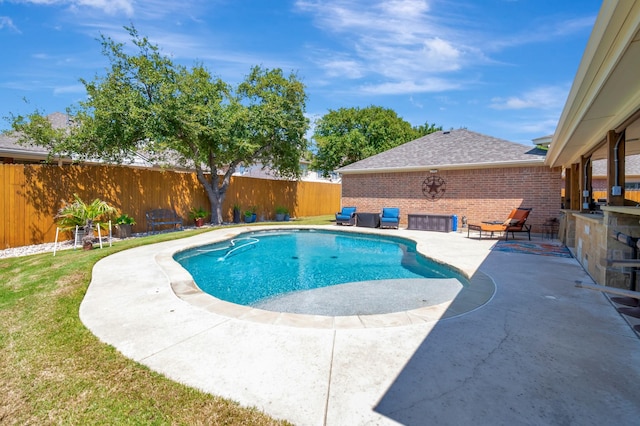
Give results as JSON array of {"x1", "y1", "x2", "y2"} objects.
[
  {"x1": 114, "y1": 213, "x2": 136, "y2": 239},
  {"x1": 189, "y1": 206, "x2": 209, "y2": 227},
  {"x1": 56, "y1": 194, "x2": 117, "y2": 249},
  {"x1": 244, "y1": 206, "x2": 257, "y2": 223},
  {"x1": 232, "y1": 203, "x2": 242, "y2": 224},
  {"x1": 275, "y1": 206, "x2": 288, "y2": 221}
]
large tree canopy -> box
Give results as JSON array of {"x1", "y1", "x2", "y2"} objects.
[
  {"x1": 311, "y1": 106, "x2": 441, "y2": 174},
  {"x1": 9, "y1": 26, "x2": 309, "y2": 224}
]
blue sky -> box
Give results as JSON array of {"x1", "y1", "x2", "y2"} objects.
[{"x1": 0, "y1": 0, "x2": 602, "y2": 145}]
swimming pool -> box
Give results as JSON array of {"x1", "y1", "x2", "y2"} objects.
[{"x1": 174, "y1": 229, "x2": 469, "y2": 312}]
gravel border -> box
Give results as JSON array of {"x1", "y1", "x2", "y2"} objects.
[
  {"x1": 0, "y1": 237, "x2": 113, "y2": 259},
  {"x1": 0, "y1": 224, "x2": 223, "y2": 259}
]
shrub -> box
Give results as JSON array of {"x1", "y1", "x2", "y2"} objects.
[
  {"x1": 115, "y1": 213, "x2": 136, "y2": 225},
  {"x1": 188, "y1": 206, "x2": 209, "y2": 220},
  {"x1": 56, "y1": 194, "x2": 117, "y2": 231}
]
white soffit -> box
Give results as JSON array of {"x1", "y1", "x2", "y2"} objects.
[{"x1": 547, "y1": 1, "x2": 640, "y2": 168}]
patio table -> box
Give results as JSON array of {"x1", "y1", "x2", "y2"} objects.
[{"x1": 355, "y1": 212, "x2": 380, "y2": 228}]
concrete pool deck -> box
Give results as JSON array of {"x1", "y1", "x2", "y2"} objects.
[{"x1": 79, "y1": 226, "x2": 640, "y2": 425}]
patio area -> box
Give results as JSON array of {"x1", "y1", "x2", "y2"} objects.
[{"x1": 79, "y1": 226, "x2": 640, "y2": 425}]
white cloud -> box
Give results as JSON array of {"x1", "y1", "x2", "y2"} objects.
[
  {"x1": 53, "y1": 84, "x2": 85, "y2": 95},
  {"x1": 409, "y1": 96, "x2": 423, "y2": 108},
  {"x1": 360, "y1": 78, "x2": 460, "y2": 95},
  {"x1": 422, "y1": 37, "x2": 462, "y2": 70},
  {"x1": 485, "y1": 15, "x2": 596, "y2": 52},
  {"x1": 76, "y1": 0, "x2": 133, "y2": 15},
  {"x1": 491, "y1": 115, "x2": 559, "y2": 138},
  {"x1": 0, "y1": 16, "x2": 21, "y2": 32},
  {"x1": 517, "y1": 118, "x2": 559, "y2": 134},
  {"x1": 321, "y1": 58, "x2": 364, "y2": 79},
  {"x1": 295, "y1": 0, "x2": 595, "y2": 100},
  {"x1": 14, "y1": 0, "x2": 134, "y2": 15},
  {"x1": 295, "y1": 0, "x2": 479, "y2": 95},
  {"x1": 377, "y1": 0, "x2": 430, "y2": 17},
  {"x1": 490, "y1": 85, "x2": 569, "y2": 110}
]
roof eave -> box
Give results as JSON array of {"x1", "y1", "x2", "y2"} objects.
[
  {"x1": 338, "y1": 159, "x2": 546, "y2": 175},
  {"x1": 0, "y1": 148, "x2": 51, "y2": 161},
  {"x1": 546, "y1": 1, "x2": 640, "y2": 168}
]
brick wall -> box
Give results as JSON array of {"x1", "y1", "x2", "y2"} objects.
[{"x1": 341, "y1": 166, "x2": 563, "y2": 231}]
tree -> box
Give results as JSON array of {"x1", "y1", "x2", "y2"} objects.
[
  {"x1": 9, "y1": 26, "x2": 309, "y2": 224},
  {"x1": 413, "y1": 120, "x2": 442, "y2": 137},
  {"x1": 311, "y1": 105, "x2": 441, "y2": 175}
]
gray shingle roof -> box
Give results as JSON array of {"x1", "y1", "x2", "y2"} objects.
[
  {"x1": 592, "y1": 155, "x2": 640, "y2": 177},
  {"x1": 0, "y1": 132, "x2": 48, "y2": 154},
  {"x1": 338, "y1": 129, "x2": 546, "y2": 173},
  {"x1": 0, "y1": 112, "x2": 71, "y2": 157}
]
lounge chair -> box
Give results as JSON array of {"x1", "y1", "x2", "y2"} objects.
[
  {"x1": 467, "y1": 208, "x2": 532, "y2": 240},
  {"x1": 336, "y1": 207, "x2": 357, "y2": 226},
  {"x1": 380, "y1": 207, "x2": 400, "y2": 229}
]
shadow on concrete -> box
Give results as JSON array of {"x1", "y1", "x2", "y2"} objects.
[{"x1": 373, "y1": 241, "x2": 640, "y2": 424}]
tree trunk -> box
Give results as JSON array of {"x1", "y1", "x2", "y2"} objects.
[
  {"x1": 194, "y1": 166, "x2": 231, "y2": 225},
  {"x1": 201, "y1": 183, "x2": 224, "y2": 225},
  {"x1": 211, "y1": 195, "x2": 223, "y2": 225}
]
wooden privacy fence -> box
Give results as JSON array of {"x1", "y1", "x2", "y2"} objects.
[
  {"x1": 0, "y1": 164, "x2": 341, "y2": 248},
  {"x1": 592, "y1": 190, "x2": 640, "y2": 204},
  {"x1": 562, "y1": 189, "x2": 640, "y2": 205}
]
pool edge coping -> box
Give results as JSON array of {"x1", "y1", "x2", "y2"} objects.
[{"x1": 157, "y1": 225, "x2": 497, "y2": 329}]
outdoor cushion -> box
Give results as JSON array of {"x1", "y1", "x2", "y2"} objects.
[
  {"x1": 336, "y1": 207, "x2": 357, "y2": 225},
  {"x1": 380, "y1": 207, "x2": 400, "y2": 228},
  {"x1": 468, "y1": 207, "x2": 532, "y2": 240}
]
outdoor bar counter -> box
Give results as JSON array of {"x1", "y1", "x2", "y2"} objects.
[{"x1": 562, "y1": 207, "x2": 640, "y2": 288}]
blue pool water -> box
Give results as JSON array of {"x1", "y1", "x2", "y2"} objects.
[{"x1": 174, "y1": 229, "x2": 467, "y2": 306}]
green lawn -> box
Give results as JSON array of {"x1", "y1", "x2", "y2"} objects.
[{"x1": 0, "y1": 216, "x2": 333, "y2": 425}]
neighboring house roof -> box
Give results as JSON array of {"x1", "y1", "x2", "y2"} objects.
[
  {"x1": 0, "y1": 132, "x2": 48, "y2": 157},
  {"x1": 1, "y1": 112, "x2": 337, "y2": 182},
  {"x1": 0, "y1": 112, "x2": 72, "y2": 163},
  {"x1": 236, "y1": 161, "x2": 340, "y2": 183},
  {"x1": 592, "y1": 154, "x2": 640, "y2": 178},
  {"x1": 338, "y1": 129, "x2": 546, "y2": 174}
]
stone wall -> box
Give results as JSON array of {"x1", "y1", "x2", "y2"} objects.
[
  {"x1": 570, "y1": 211, "x2": 640, "y2": 290},
  {"x1": 573, "y1": 214, "x2": 608, "y2": 285},
  {"x1": 604, "y1": 211, "x2": 640, "y2": 290}
]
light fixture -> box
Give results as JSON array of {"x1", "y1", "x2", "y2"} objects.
[{"x1": 430, "y1": 169, "x2": 438, "y2": 173}]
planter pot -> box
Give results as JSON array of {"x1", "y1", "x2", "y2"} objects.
[
  {"x1": 275, "y1": 213, "x2": 286, "y2": 221},
  {"x1": 233, "y1": 209, "x2": 241, "y2": 224},
  {"x1": 81, "y1": 230, "x2": 94, "y2": 250},
  {"x1": 115, "y1": 223, "x2": 132, "y2": 239},
  {"x1": 244, "y1": 213, "x2": 257, "y2": 223},
  {"x1": 194, "y1": 218, "x2": 205, "y2": 227},
  {"x1": 284, "y1": 214, "x2": 290, "y2": 222},
  {"x1": 75, "y1": 227, "x2": 92, "y2": 248}
]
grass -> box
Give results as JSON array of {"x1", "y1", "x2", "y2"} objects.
[{"x1": 0, "y1": 216, "x2": 333, "y2": 425}]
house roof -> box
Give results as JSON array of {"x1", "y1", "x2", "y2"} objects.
[
  {"x1": 592, "y1": 154, "x2": 640, "y2": 177},
  {"x1": 0, "y1": 112, "x2": 161, "y2": 167},
  {"x1": 0, "y1": 132, "x2": 47, "y2": 155},
  {"x1": 0, "y1": 112, "x2": 71, "y2": 161},
  {"x1": 546, "y1": 1, "x2": 640, "y2": 167},
  {"x1": 337, "y1": 129, "x2": 546, "y2": 174},
  {"x1": 0, "y1": 112, "x2": 334, "y2": 181}
]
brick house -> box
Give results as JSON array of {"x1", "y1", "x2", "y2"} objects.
[{"x1": 337, "y1": 128, "x2": 562, "y2": 233}]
